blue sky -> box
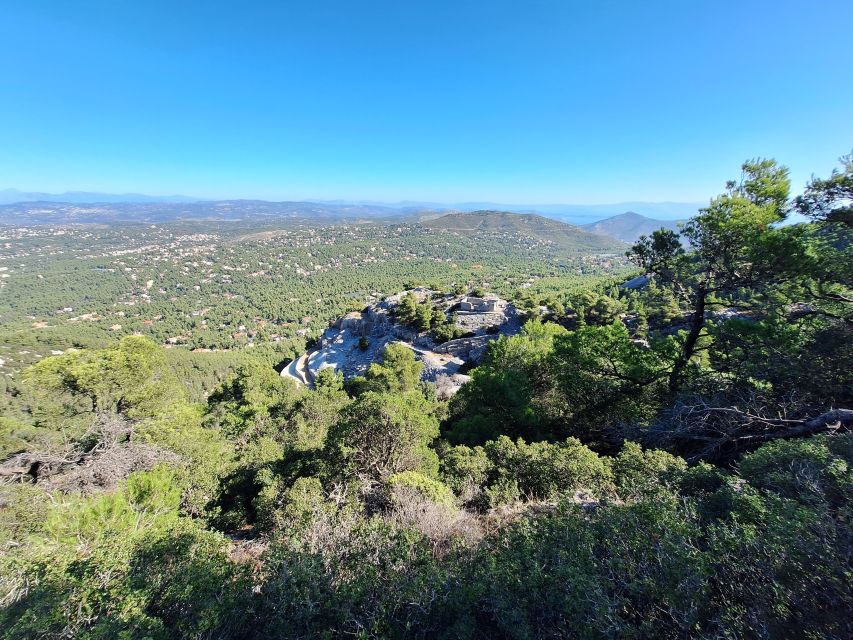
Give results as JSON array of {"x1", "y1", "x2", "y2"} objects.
[{"x1": 1, "y1": 1, "x2": 850, "y2": 204}]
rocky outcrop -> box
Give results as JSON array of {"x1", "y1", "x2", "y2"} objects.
[
  {"x1": 459, "y1": 296, "x2": 500, "y2": 312},
  {"x1": 434, "y1": 335, "x2": 494, "y2": 361},
  {"x1": 281, "y1": 289, "x2": 523, "y2": 394}
]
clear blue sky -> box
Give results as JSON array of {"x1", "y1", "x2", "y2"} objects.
[{"x1": 1, "y1": 1, "x2": 850, "y2": 203}]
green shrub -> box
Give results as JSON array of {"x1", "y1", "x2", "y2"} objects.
[
  {"x1": 484, "y1": 477, "x2": 521, "y2": 508},
  {"x1": 326, "y1": 391, "x2": 440, "y2": 481},
  {"x1": 483, "y1": 435, "x2": 614, "y2": 501},
  {"x1": 390, "y1": 471, "x2": 455, "y2": 508},
  {"x1": 612, "y1": 441, "x2": 687, "y2": 499},
  {"x1": 0, "y1": 467, "x2": 250, "y2": 640},
  {"x1": 125, "y1": 464, "x2": 182, "y2": 515},
  {"x1": 440, "y1": 444, "x2": 492, "y2": 495},
  {"x1": 442, "y1": 436, "x2": 613, "y2": 509},
  {"x1": 135, "y1": 402, "x2": 235, "y2": 519},
  {"x1": 254, "y1": 474, "x2": 329, "y2": 534},
  {"x1": 739, "y1": 434, "x2": 851, "y2": 508},
  {"x1": 0, "y1": 417, "x2": 56, "y2": 460}
]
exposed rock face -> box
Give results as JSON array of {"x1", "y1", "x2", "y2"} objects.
[
  {"x1": 434, "y1": 335, "x2": 493, "y2": 360},
  {"x1": 281, "y1": 289, "x2": 523, "y2": 394},
  {"x1": 337, "y1": 312, "x2": 366, "y2": 333},
  {"x1": 459, "y1": 296, "x2": 500, "y2": 312},
  {"x1": 619, "y1": 274, "x2": 650, "y2": 290}
]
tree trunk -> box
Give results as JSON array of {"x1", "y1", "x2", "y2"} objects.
[{"x1": 669, "y1": 286, "x2": 706, "y2": 394}]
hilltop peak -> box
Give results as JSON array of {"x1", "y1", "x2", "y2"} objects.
[
  {"x1": 420, "y1": 210, "x2": 623, "y2": 252},
  {"x1": 583, "y1": 210, "x2": 685, "y2": 243}
]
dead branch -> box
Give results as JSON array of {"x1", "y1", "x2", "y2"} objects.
[
  {"x1": 648, "y1": 397, "x2": 852, "y2": 463},
  {"x1": 0, "y1": 413, "x2": 178, "y2": 493}
]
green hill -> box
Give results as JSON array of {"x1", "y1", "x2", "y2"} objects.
[
  {"x1": 582, "y1": 211, "x2": 684, "y2": 243},
  {"x1": 421, "y1": 210, "x2": 624, "y2": 253}
]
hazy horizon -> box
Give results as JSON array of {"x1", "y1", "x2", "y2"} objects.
[
  {"x1": 0, "y1": 187, "x2": 704, "y2": 207},
  {"x1": 0, "y1": 187, "x2": 703, "y2": 221}
]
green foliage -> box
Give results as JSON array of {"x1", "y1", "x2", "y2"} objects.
[
  {"x1": 706, "y1": 314, "x2": 852, "y2": 405},
  {"x1": 283, "y1": 374, "x2": 348, "y2": 452},
  {"x1": 258, "y1": 515, "x2": 442, "y2": 638},
  {"x1": 470, "y1": 286, "x2": 487, "y2": 298},
  {"x1": 629, "y1": 158, "x2": 812, "y2": 393},
  {"x1": 550, "y1": 322, "x2": 669, "y2": 436},
  {"x1": 126, "y1": 519, "x2": 252, "y2": 639},
  {"x1": 447, "y1": 320, "x2": 675, "y2": 447},
  {"x1": 568, "y1": 290, "x2": 625, "y2": 326},
  {"x1": 43, "y1": 466, "x2": 180, "y2": 544},
  {"x1": 795, "y1": 151, "x2": 853, "y2": 225},
  {"x1": 394, "y1": 291, "x2": 445, "y2": 332},
  {"x1": 791, "y1": 154, "x2": 853, "y2": 330},
  {"x1": 431, "y1": 317, "x2": 466, "y2": 344},
  {"x1": 442, "y1": 437, "x2": 852, "y2": 640},
  {"x1": 0, "y1": 417, "x2": 56, "y2": 460},
  {"x1": 326, "y1": 390, "x2": 440, "y2": 481},
  {"x1": 641, "y1": 280, "x2": 683, "y2": 326},
  {"x1": 493, "y1": 319, "x2": 567, "y2": 373},
  {"x1": 355, "y1": 342, "x2": 424, "y2": 394},
  {"x1": 1, "y1": 157, "x2": 851, "y2": 638},
  {"x1": 390, "y1": 470, "x2": 456, "y2": 507},
  {"x1": 3, "y1": 428, "x2": 852, "y2": 640},
  {"x1": 124, "y1": 464, "x2": 183, "y2": 515},
  {"x1": 205, "y1": 360, "x2": 300, "y2": 440},
  {"x1": 135, "y1": 402, "x2": 234, "y2": 519},
  {"x1": 484, "y1": 436, "x2": 614, "y2": 504},
  {"x1": 25, "y1": 336, "x2": 179, "y2": 420},
  {"x1": 739, "y1": 434, "x2": 851, "y2": 508},
  {"x1": 254, "y1": 475, "x2": 329, "y2": 533},
  {"x1": 446, "y1": 320, "x2": 567, "y2": 444},
  {"x1": 446, "y1": 367, "x2": 538, "y2": 445},
  {"x1": 439, "y1": 442, "x2": 492, "y2": 495},
  {"x1": 699, "y1": 484, "x2": 851, "y2": 637},
  {"x1": 0, "y1": 466, "x2": 252, "y2": 639},
  {"x1": 441, "y1": 436, "x2": 614, "y2": 509},
  {"x1": 0, "y1": 484, "x2": 50, "y2": 546},
  {"x1": 457, "y1": 498, "x2": 707, "y2": 638},
  {"x1": 611, "y1": 441, "x2": 687, "y2": 499}
]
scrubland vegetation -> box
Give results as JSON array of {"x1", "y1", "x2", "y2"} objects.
[{"x1": 0, "y1": 156, "x2": 851, "y2": 639}]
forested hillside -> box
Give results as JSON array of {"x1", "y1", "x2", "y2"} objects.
[
  {"x1": 0, "y1": 218, "x2": 624, "y2": 412},
  {"x1": 421, "y1": 210, "x2": 621, "y2": 252},
  {"x1": 0, "y1": 156, "x2": 851, "y2": 639},
  {"x1": 582, "y1": 211, "x2": 684, "y2": 243}
]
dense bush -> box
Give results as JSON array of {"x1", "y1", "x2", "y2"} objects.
[
  {"x1": 2, "y1": 359, "x2": 851, "y2": 640},
  {"x1": 0, "y1": 468, "x2": 251, "y2": 640}
]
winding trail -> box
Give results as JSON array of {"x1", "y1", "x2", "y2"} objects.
[{"x1": 281, "y1": 352, "x2": 311, "y2": 386}]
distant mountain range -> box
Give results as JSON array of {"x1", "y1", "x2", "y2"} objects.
[
  {"x1": 0, "y1": 189, "x2": 701, "y2": 225},
  {"x1": 581, "y1": 211, "x2": 684, "y2": 243},
  {"x1": 0, "y1": 200, "x2": 441, "y2": 225},
  {"x1": 420, "y1": 210, "x2": 623, "y2": 252},
  {"x1": 313, "y1": 199, "x2": 700, "y2": 224},
  {"x1": 0, "y1": 189, "x2": 197, "y2": 205},
  {"x1": 0, "y1": 199, "x2": 692, "y2": 239}
]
